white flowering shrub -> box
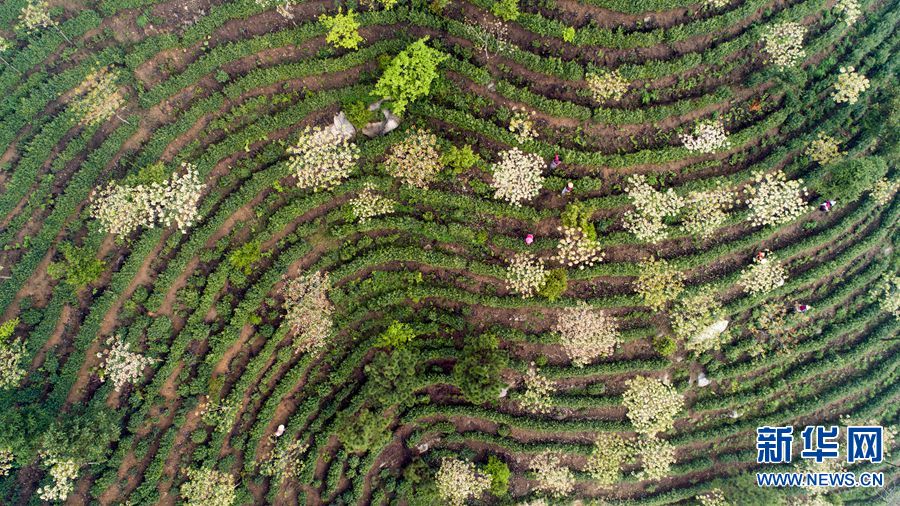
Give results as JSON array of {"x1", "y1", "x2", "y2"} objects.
[
  {"x1": 680, "y1": 120, "x2": 731, "y2": 154},
  {"x1": 832, "y1": 66, "x2": 869, "y2": 105},
  {"x1": 0, "y1": 340, "x2": 25, "y2": 390},
  {"x1": 256, "y1": 0, "x2": 297, "y2": 19},
  {"x1": 384, "y1": 128, "x2": 443, "y2": 188},
  {"x1": 633, "y1": 435, "x2": 676, "y2": 481},
  {"x1": 698, "y1": 488, "x2": 730, "y2": 506},
  {"x1": 704, "y1": 0, "x2": 729, "y2": 7},
  {"x1": 180, "y1": 468, "x2": 236, "y2": 506},
  {"x1": 739, "y1": 251, "x2": 787, "y2": 295},
  {"x1": 282, "y1": 271, "x2": 334, "y2": 353},
  {"x1": 805, "y1": 133, "x2": 842, "y2": 165},
  {"x1": 872, "y1": 178, "x2": 898, "y2": 205},
  {"x1": 529, "y1": 451, "x2": 574, "y2": 497},
  {"x1": 670, "y1": 286, "x2": 721, "y2": 340},
  {"x1": 623, "y1": 174, "x2": 684, "y2": 243},
  {"x1": 509, "y1": 108, "x2": 538, "y2": 143},
  {"x1": 198, "y1": 397, "x2": 240, "y2": 433},
  {"x1": 520, "y1": 364, "x2": 555, "y2": 413},
  {"x1": 869, "y1": 274, "x2": 899, "y2": 318},
  {"x1": 287, "y1": 125, "x2": 359, "y2": 191},
  {"x1": 349, "y1": 183, "x2": 396, "y2": 223},
  {"x1": 505, "y1": 252, "x2": 547, "y2": 298},
  {"x1": 688, "y1": 320, "x2": 729, "y2": 355},
  {"x1": 586, "y1": 69, "x2": 629, "y2": 102},
  {"x1": 622, "y1": 375, "x2": 684, "y2": 436},
  {"x1": 586, "y1": 433, "x2": 628, "y2": 485},
  {"x1": 634, "y1": 257, "x2": 685, "y2": 311},
  {"x1": 745, "y1": 170, "x2": 808, "y2": 227},
  {"x1": 435, "y1": 457, "x2": 491, "y2": 506},
  {"x1": 70, "y1": 66, "x2": 127, "y2": 126},
  {"x1": 260, "y1": 438, "x2": 308, "y2": 481},
  {"x1": 836, "y1": 0, "x2": 861, "y2": 25},
  {"x1": 761, "y1": 22, "x2": 807, "y2": 68},
  {"x1": 97, "y1": 335, "x2": 156, "y2": 392},
  {"x1": 680, "y1": 186, "x2": 735, "y2": 240},
  {"x1": 37, "y1": 456, "x2": 78, "y2": 502},
  {"x1": 553, "y1": 226, "x2": 604, "y2": 268},
  {"x1": 556, "y1": 303, "x2": 620, "y2": 367},
  {"x1": 92, "y1": 163, "x2": 204, "y2": 238},
  {"x1": 18, "y1": 0, "x2": 54, "y2": 33},
  {"x1": 0, "y1": 449, "x2": 12, "y2": 477},
  {"x1": 490, "y1": 147, "x2": 545, "y2": 206}
]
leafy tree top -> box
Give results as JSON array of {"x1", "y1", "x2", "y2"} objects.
[{"x1": 373, "y1": 37, "x2": 448, "y2": 114}]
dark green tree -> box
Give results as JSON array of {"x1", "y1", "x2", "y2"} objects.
[
  {"x1": 818, "y1": 156, "x2": 887, "y2": 201},
  {"x1": 453, "y1": 332, "x2": 508, "y2": 405}
]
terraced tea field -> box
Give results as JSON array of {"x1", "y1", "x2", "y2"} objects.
[{"x1": 0, "y1": 0, "x2": 897, "y2": 504}]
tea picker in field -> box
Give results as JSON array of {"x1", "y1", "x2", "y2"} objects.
[
  {"x1": 560, "y1": 181, "x2": 574, "y2": 196},
  {"x1": 795, "y1": 303, "x2": 811, "y2": 313},
  {"x1": 819, "y1": 199, "x2": 835, "y2": 212},
  {"x1": 525, "y1": 234, "x2": 534, "y2": 245},
  {"x1": 550, "y1": 153, "x2": 562, "y2": 169}
]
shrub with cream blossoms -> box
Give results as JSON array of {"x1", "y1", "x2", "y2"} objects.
[
  {"x1": 91, "y1": 163, "x2": 204, "y2": 238},
  {"x1": 491, "y1": 147, "x2": 545, "y2": 206},
  {"x1": 680, "y1": 186, "x2": 735, "y2": 240},
  {"x1": 868, "y1": 274, "x2": 899, "y2": 318},
  {"x1": 670, "y1": 287, "x2": 721, "y2": 341},
  {"x1": 761, "y1": 22, "x2": 807, "y2": 68},
  {"x1": 556, "y1": 303, "x2": 620, "y2": 367},
  {"x1": 622, "y1": 375, "x2": 684, "y2": 436},
  {"x1": 384, "y1": 128, "x2": 443, "y2": 188},
  {"x1": 634, "y1": 257, "x2": 685, "y2": 311},
  {"x1": 260, "y1": 438, "x2": 308, "y2": 481},
  {"x1": 835, "y1": 0, "x2": 861, "y2": 25},
  {"x1": 698, "y1": 488, "x2": 730, "y2": 506},
  {"x1": 282, "y1": 271, "x2": 334, "y2": 353},
  {"x1": 704, "y1": 0, "x2": 730, "y2": 7},
  {"x1": 745, "y1": 170, "x2": 808, "y2": 227},
  {"x1": 586, "y1": 69, "x2": 629, "y2": 102},
  {"x1": 520, "y1": 364, "x2": 555, "y2": 413},
  {"x1": 70, "y1": 66, "x2": 126, "y2": 126},
  {"x1": 805, "y1": 133, "x2": 842, "y2": 165},
  {"x1": 287, "y1": 125, "x2": 359, "y2": 191},
  {"x1": 0, "y1": 339, "x2": 25, "y2": 390},
  {"x1": 623, "y1": 174, "x2": 684, "y2": 243},
  {"x1": 529, "y1": 451, "x2": 574, "y2": 497},
  {"x1": 17, "y1": 0, "x2": 54, "y2": 33},
  {"x1": 349, "y1": 183, "x2": 396, "y2": 223},
  {"x1": 0, "y1": 449, "x2": 12, "y2": 477},
  {"x1": 872, "y1": 178, "x2": 898, "y2": 205},
  {"x1": 553, "y1": 226, "x2": 604, "y2": 268},
  {"x1": 506, "y1": 252, "x2": 547, "y2": 298},
  {"x1": 97, "y1": 335, "x2": 156, "y2": 392},
  {"x1": 739, "y1": 251, "x2": 787, "y2": 295},
  {"x1": 832, "y1": 66, "x2": 869, "y2": 105},
  {"x1": 586, "y1": 433, "x2": 628, "y2": 485},
  {"x1": 680, "y1": 119, "x2": 731, "y2": 154},
  {"x1": 435, "y1": 457, "x2": 491, "y2": 506},
  {"x1": 633, "y1": 435, "x2": 676, "y2": 481},
  {"x1": 509, "y1": 108, "x2": 538, "y2": 143},
  {"x1": 180, "y1": 467, "x2": 236, "y2": 506},
  {"x1": 36, "y1": 456, "x2": 78, "y2": 502}
]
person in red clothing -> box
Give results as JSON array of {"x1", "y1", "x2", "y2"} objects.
[
  {"x1": 795, "y1": 304, "x2": 811, "y2": 313},
  {"x1": 525, "y1": 234, "x2": 534, "y2": 245},
  {"x1": 819, "y1": 200, "x2": 835, "y2": 212},
  {"x1": 560, "y1": 181, "x2": 574, "y2": 196}
]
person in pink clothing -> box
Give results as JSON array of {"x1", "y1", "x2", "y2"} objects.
[
  {"x1": 795, "y1": 304, "x2": 811, "y2": 313},
  {"x1": 819, "y1": 200, "x2": 835, "y2": 212},
  {"x1": 550, "y1": 153, "x2": 562, "y2": 169},
  {"x1": 525, "y1": 234, "x2": 534, "y2": 245}
]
